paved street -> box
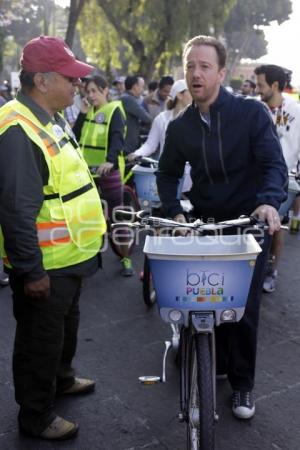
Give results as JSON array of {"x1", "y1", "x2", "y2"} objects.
[{"x1": 0, "y1": 231, "x2": 300, "y2": 450}]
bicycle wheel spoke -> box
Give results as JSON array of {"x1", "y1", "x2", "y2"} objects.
[
  {"x1": 187, "y1": 339, "x2": 199, "y2": 450},
  {"x1": 186, "y1": 334, "x2": 215, "y2": 450}
]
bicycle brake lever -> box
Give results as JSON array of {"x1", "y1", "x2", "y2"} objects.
[
  {"x1": 136, "y1": 210, "x2": 151, "y2": 220},
  {"x1": 114, "y1": 209, "x2": 137, "y2": 219},
  {"x1": 250, "y1": 217, "x2": 288, "y2": 231},
  {"x1": 111, "y1": 221, "x2": 140, "y2": 229}
]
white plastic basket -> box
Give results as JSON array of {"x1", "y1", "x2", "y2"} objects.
[{"x1": 143, "y1": 235, "x2": 261, "y2": 323}]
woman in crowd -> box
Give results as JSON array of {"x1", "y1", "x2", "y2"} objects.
[{"x1": 73, "y1": 75, "x2": 134, "y2": 276}]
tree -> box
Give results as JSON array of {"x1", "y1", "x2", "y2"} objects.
[
  {"x1": 0, "y1": 0, "x2": 69, "y2": 78},
  {"x1": 76, "y1": 0, "x2": 123, "y2": 79},
  {"x1": 223, "y1": 0, "x2": 292, "y2": 82},
  {"x1": 77, "y1": 0, "x2": 236, "y2": 81},
  {"x1": 0, "y1": 0, "x2": 41, "y2": 72},
  {"x1": 7, "y1": 1, "x2": 58, "y2": 46},
  {"x1": 65, "y1": 0, "x2": 86, "y2": 48}
]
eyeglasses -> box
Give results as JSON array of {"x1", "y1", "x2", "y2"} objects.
[{"x1": 60, "y1": 74, "x2": 80, "y2": 84}]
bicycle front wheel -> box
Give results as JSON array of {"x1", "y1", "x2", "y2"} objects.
[
  {"x1": 187, "y1": 333, "x2": 215, "y2": 450},
  {"x1": 142, "y1": 255, "x2": 156, "y2": 307}
]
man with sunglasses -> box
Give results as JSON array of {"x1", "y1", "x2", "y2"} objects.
[{"x1": 0, "y1": 36, "x2": 107, "y2": 440}]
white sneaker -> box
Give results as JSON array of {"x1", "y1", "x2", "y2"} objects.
[
  {"x1": 263, "y1": 270, "x2": 278, "y2": 293},
  {"x1": 232, "y1": 391, "x2": 255, "y2": 419},
  {"x1": 0, "y1": 273, "x2": 9, "y2": 286}
]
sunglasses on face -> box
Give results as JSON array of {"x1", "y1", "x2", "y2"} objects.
[{"x1": 60, "y1": 74, "x2": 80, "y2": 84}]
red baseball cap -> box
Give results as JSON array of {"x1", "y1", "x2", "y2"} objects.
[{"x1": 20, "y1": 35, "x2": 94, "y2": 78}]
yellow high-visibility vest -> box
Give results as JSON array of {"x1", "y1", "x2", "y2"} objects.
[
  {"x1": 80, "y1": 101, "x2": 126, "y2": 180},
  {"x1": 0, "y1": 99, "x2": 107, "y2": 270}
]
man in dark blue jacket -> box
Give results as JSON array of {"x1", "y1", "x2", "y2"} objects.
[{"x1": 157, "y1": 35, "x2": 287, "y2": 420}]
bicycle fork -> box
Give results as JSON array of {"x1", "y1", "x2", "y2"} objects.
[{"x1": 187, "y1": 313, "x2": 218, "y2": 422}]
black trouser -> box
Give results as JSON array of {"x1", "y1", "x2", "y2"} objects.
[
  {"x1": 215, "y1": 232, "x2": 271, "y2": 391},
  {"x1": 10, "y1": 275, "x2": 82, "y2": 435}
]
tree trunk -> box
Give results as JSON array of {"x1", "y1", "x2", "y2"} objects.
[
  {"x1": 98, "y1": 0, "x2": 171, "y2": 82},
  {"x1": 42, "y1": 1, "x2": 54, "y2": 35},
  {"x1": 0, "y1": 28, "x2": 5, "y2": 73},
  {"x1": 65, "y1": 0, "x2": 86, "y2": 49},
  {"x1": 225, "y1": 34, "x2": 252, "y2": 85}
]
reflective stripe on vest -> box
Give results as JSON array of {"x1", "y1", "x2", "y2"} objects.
[
  {"x1": 0, "y1": 100, "x2": 107, "y2": 271},
  {"x1": 37, "y1": 221, "x2": 70, "y2": 247},
  {"x1": 1, "y1": 111, "x2": 60, "y2": 156}
]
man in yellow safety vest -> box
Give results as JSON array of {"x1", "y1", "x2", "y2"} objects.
[{"x1": 0, "y1": 36, "x2": 106, "y2": 440}]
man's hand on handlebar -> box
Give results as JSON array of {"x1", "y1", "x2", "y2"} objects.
[
  {"x1": 173, "y1": 213, "x2": 188, "y2": 236},
  {"x1": 251, "y1": 204, "x2": 281, "y2": 235}
]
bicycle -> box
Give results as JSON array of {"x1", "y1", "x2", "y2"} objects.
[
  {"x1": 112, "y1": 211, "x2": 286, "y2": 449},
  {"x1": 114, "y1": 156, "x2": 161, "y2": 292},
  {"x1": 122, "y1": 156, "x2": 173, "y2": 306},
  {"x1": 89, "y1": 158, "x2": 160, "y2": 266},
  {"x1": 129, "y1": 157, "x2": 161, "y2": 306},
  {"x1": 121, "y1": 156, "x2": 160, "y2": 210},
  {"x1": 129, "y1": 157, "x2": 188, "y2": 306},
  {"x1": 131, "y1": 157, "x2": 193, "y2": 306}
]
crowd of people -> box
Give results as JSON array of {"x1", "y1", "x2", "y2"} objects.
[{"x1": 0, "y1": 32, "x2": 298, "y2": 441}]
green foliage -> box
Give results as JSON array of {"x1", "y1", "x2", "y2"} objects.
[
  {"x1": 223, "y1": 0, "x2": 292, "y2": 81},
  {"x1": 77, "y1": 0, "x2": 136, "y2": 79},
  {"x1": 77, "y1": 0, "x2": 237, "y2": 80},
  {"x1": 225, "y1": 0, "x2": 292, "y2": 31},
  {"x1": 187, "y1": 0, "x2": 237, "y2": 36},
  {"x1": 1, "y1": 0, "x2": 45, "y2": 43},
  {"x1": 0, "y1": 0, "x2": 40, "y2": 73},
  {"x1": 0, "y1": 0, "x2": 68, "y2": 77}
]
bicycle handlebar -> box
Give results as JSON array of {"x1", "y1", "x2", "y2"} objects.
[
  {"x1": 112, "y1": 210, "x2": 265, "y2": 232},
  {"x1": 138, "y1": 156, "x2": 158, "y2": 166},
  {"x1": 125, "y1": 155, "x2": 158, "y2": 168}
]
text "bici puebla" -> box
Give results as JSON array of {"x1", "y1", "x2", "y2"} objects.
[{"x1": 186, "y1": 269, "x2": 224, "y2": 296}]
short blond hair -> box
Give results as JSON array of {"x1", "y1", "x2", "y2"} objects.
[{"x1": 183, "y1": 35, "x2": 227, "y2": 69}]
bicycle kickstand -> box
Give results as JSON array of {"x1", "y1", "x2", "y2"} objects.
[{"x1": 162, "y1": 340, "x2": 172, "y2": 382}]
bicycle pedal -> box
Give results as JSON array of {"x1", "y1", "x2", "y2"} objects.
[
  {"x1": 177, "y1": 412, "x2": 186, "y2": 423},
  {"x1": 138, "y1": 376, "x2": 161, "y2": 385}
]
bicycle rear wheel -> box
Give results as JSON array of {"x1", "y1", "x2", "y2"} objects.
[
  {"x1": 187, "y1": 333, "x2": 215, "y2": 450},
  {"x1": 123, "y1": 184, "x2": 140, "y2": 211},
  {"x1": 142, "y1": 255, "x2": 156, "y2": 306},
  {"x1": 109, "y1": 184, "x2": 139, "y2": 258}
]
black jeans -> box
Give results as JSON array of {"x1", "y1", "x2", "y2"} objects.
[
  {"x1": 10, "y1": 275, "x2": 82, "y2": 435},
  {"x1": 215, "y1": 232, "x2": 271, "y2": 391}
]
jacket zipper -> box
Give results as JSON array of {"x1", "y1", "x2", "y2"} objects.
[
  {"x1": 201, "y1": 125, "x2": 214, "y2": 184},
  {"x1": 217, "y1": 112, "x2": 229, "y2": 184}
]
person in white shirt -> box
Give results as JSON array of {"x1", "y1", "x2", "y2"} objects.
[
  {"x1": 255, "y1": 64, "x2": 300, "y2": 293},
  {"x1": 127, "y1": 79, "x2": 192, "y2": 161}
]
